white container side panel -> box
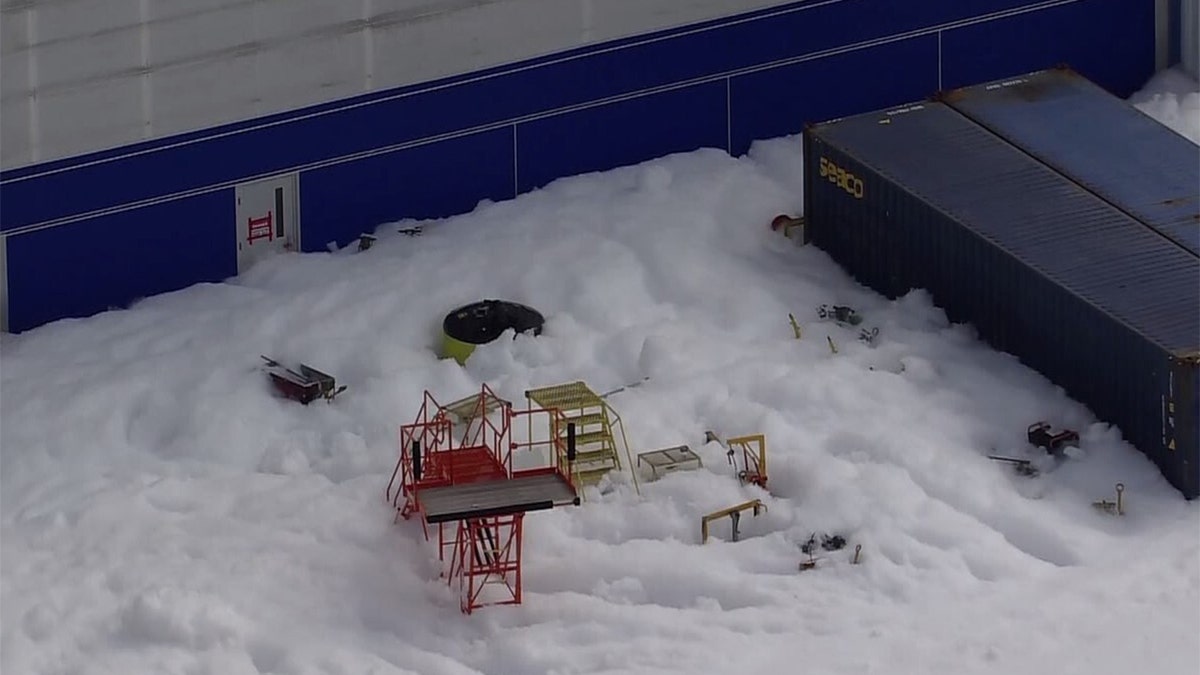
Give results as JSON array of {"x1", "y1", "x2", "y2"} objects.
[
  {"x1": 257, "y1": 30, "x2": 364, "y2": 113},
  {"x1": 149, "y1": 0, "x2": 236, "y2": 22},
  {"x1": 583, "y1": 0, "x2": 779, "y2": 43},
  {"x1": 148, "y1": 4, "x2": 258, "y2": 67},
  {"x1": 0, "y1": 0, "x2": 789, "y2": 170},
  {"x1": 35, "y1": 0, "x2": 140, "y2": 42},
  {"x1": 1184, "y1": 0, "x2": 1199, "y2": 79},
  {"x1": 150, "y1": 53, "x2": 264, "y2": 138},
  {"x1": 0, "y1": 43, "x2": 31, "y2": 100},
  {"x1": 37, "y1": 24, "x2": 141, "y2": 90},
  {"x1": 255, "y1": 0, "x2": 361, "y2": 42},
  {"x1": 370, "y1": 0, "x2": 585, "y2": 91},
  {"x1": 0, "y1": 8, "x2": 29, "y2": 52},
  {"x1": 0, "y1": 98, "x2": 32, "y2": 167},
  {"x1": 38, "y1": 75, "x2": 145, "y2": 161}
]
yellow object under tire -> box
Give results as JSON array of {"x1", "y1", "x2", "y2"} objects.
[{"x1": 441, "y1": 333, "x2": 478, "y2": 365}]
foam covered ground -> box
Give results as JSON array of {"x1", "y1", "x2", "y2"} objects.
[
  {"x1": 1131, "y1": 66, "x2": 1200, "y2": 143},
  {"x1": 3, "y1": 75, "x2": 1198, "y2": 675}
]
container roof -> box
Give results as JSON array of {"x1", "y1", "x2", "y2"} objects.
[
  {"x1": 810, "y1": 101, "x2": 1199, "y2": 356},
  {"x1": 941, "y1": 67, "x2": 1200, "y2": 257}
]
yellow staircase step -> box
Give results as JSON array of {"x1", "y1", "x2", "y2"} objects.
[
  {"x1": 574, "y1": 448, "x2": 616, "y2": 463},
  {"x1": 574, "y1": 464, "x2": 619, "y2": 485},
  {"x1": 562, "y1": 430, "x2": 612, "y2": 447},
  {"x1": 526, "y1": 381, "x2": 605, "y2": 410},
  {"x1": 559, "y1": 411, "x2": 607, "y2": 428},
  {"x1": 526, "y1": 380, "x2": 635, "y2": 492}
]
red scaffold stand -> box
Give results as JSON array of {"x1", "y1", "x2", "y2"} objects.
[{"x1": 385, "y1": 384, "x2": 580, "y2": 614}]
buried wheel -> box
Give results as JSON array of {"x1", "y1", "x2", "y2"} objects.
[{"x1": 441, "y1": 299, "x2": 545, "y2": 365}]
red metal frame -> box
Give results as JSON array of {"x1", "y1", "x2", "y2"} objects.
[
  {"x1": 448, "y1": 514, "x2": 524, "y2": 614},
  {"x1": 385, "y1": 384, "x2": 576, "y2": 614},
  {"x1": 740, "y1": 449, "x2": 766, "y2": 488},
  {"x1": 386, "y1": 391, "x2": 453, "y2": 520}
]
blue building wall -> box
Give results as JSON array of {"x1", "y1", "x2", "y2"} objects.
[{"x1": 0, "y1": 0, "x2": 1158, "y2": 333}]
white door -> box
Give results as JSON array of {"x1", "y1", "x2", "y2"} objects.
[{"x1": 235, "y1": 173, "x2": 299, "y2": 274}]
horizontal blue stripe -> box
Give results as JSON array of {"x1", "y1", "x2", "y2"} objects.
[
  {"x1": 516, "y1": 80, "x2": 729, "y2": 193},
  {"x1": 0, "y1": 0, "x2": 1075, "y2": 234},
  {"x1": 0, "y1": 0, "x2": 1158, "y2": 335},
  {"x1": 300, "y1": 128, "x2": 516, "y2": 252},
  {"x1": 729, "y1": 35, "x2": 940, "y2": 155},
  {"x1": 6, "y1": 191, "x2": 234, "y2": 333},
  {"x1": 939, "y1": 0, "x2": 1155, "y2": 95}
]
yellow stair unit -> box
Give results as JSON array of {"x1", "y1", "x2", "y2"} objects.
[{"x1": 524, "y1": 381, "x2": 639, "y2": 494}]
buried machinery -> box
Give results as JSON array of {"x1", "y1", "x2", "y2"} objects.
[
  {"x1": 705, "y1": 430, "x2": 768, "y2": 489},
  {"x1": 385, "y1": 384, "x2": 581, "y2": 614},
  {"x1": 988, "y1": 421, "x2": 1082, "y2": 477},
  {"x1": 261, "y1": 356, "x2": 347, "y2": 404}
]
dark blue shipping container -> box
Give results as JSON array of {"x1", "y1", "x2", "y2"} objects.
[
  {"x1": 803, "y1": 101, "x2": 1200, "y2": 499},
  {"x1": 940, "y1": 67, "x2": 1200, "y2": 256}
]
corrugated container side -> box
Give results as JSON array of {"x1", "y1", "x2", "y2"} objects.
[
  {"x1": 803, "y1": 108, "x2": 1200, "y2": 499},
  {"x1": 941, "y1": 68, "x2": 1200, "y2": 257}
]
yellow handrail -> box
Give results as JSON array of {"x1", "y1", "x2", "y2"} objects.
[
  {"x1": 603, "y1": 402, "x2": 641, "y2": 496},
  {"x1": 701, "y1": 499, "x2": 767, "y2": 543}
]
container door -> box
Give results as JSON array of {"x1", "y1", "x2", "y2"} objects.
[{"x1": 235, "y1": 173, "x2": 299, "y2": 274}]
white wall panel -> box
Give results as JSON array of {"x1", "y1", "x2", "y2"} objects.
[
  {"x1": 256, "y1": 0, "x2": 359, "y2": 42},
  {"x1": 584, "y1": 0, "x2": 784, "y2": 43},
  {"x1": 0, "y1": 45, "x2": 31, "y2": 99},
  {"x1": 38, "y1": 75, "x2": 142, "y2": 159},
  {"x1": 150, "y1": 0, "x2": 248, "y2": 22},
  {"x1": 0, "y1": 98, "x2": 32, "y2": 166},
  {"x1": 150, "y1": 53, "x2": 261, "y2": 136},
  {"x1": 0, "y1": 34, "x2": 34, "y2": 164},
  {"x1": 0, "y1": 39, "x2": 34, "y2": 165},
  {"x1": 1, "y1": 0, "x2": 790, "y2": 169},
  {"x1": 36, "y1": 0, "x2": 139, "y2": 41},
  {"x1": 257, "y1": 31, "x2": 363, "y2": 112},
  {"x1": 36, "y1": 24, "x2": 141, "y2": 89},
  {"x1": 148, "y1": 4, "x2": 256, "y2": 66},
  {"x1": 370, "y1": 0, "x2": 583, "y2": 91},
  {"x1": 467, "y1": 0, "x2": 587, "y2": 61},
  {"x1": 1, "y1": 6, "x2": 30, "y2": 53}
]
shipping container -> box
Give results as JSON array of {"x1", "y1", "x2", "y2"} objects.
[
  {"x1": 940, "y1": 67, "x2": 1200, "y2": 256},
  {"x1": 803, "y1": 101, "x2": 1200, "y2": 499}
]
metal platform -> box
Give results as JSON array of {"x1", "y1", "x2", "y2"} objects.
[
  {"x1": 525, "y1": 381, "x2": 605, "y2": 410},
  {"x1": 637, "y1": 444, "x2": 702, "y2": 481},
  {"x1": 441, "y1": 390, "x2": 510, "y2": 425},
  {"x1": 419, "y1": 472, "x2": 578, "y2": 523}
]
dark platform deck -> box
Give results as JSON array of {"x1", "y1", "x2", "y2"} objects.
[{"x1": 419, "y1": 472, "x2": 578, "y2": 523}]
